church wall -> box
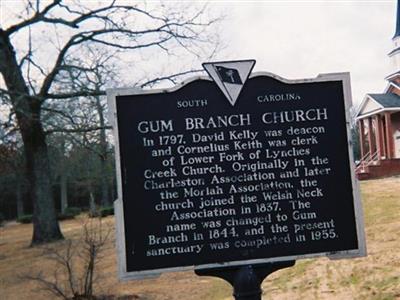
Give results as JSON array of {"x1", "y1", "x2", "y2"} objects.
[
  {"x1": 393, "y1": 89, "x2": 400, "y2": 96},
  {"x1": 393, "y1": 55, "x2": 400, "y2": 72},
  {"x1": 392, "y1": 112, "x2": 400, "y2": 132},
  {"x1": 360, "y1": 99, "x2": 381, "y2": 115},
  {"x1": 393, "y1": 37, "x2": 400, "y2": 47},
  {"x1": 388, "y1": 85, "x2": 400, "y2": 96},
  {"x1": 391, "y1": 37, "x2": 400, "y2": 72},
  {"x1": 392, "y1": 112, "x2": 400, "y2": 158}
]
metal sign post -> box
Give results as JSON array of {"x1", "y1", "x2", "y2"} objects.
[{"x1": 195, "y1": 261, "x2": 295, "y2": 300}]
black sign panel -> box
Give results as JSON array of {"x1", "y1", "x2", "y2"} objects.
[{"x1": 109, "y1": 72, "x2": 365, "y2": 279}]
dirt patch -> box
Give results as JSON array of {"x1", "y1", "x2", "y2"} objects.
[{"x1": 0, "y1": 177, "x2": 399, "y2": 299}]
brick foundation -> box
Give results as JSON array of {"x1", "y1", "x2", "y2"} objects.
[{"x1": 356, "y1": 159, "x2": 400, "y2": 180}]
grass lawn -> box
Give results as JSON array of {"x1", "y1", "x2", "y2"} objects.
[{"x1": 0, "y1": 177, "x2": 399, "y2": 299}]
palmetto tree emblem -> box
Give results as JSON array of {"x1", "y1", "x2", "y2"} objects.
[
  {"x1": 215, "y1": 66, "x2": 242, "y2": 85},
  {"x1": 203, "y1": 60, "x2": 256, "y2": 106},
  {"x1": 226, "y1": 69, "x2": 235, "y2": 82}
]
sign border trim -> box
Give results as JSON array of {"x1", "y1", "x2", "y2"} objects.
[{"x1": 107, "y1": 71, "x2": 367, "y2": 281}]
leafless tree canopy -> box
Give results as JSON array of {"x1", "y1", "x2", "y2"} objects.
[
  {"x1": 0, "y1": 0, "x2": 222, "y2": 244},
  {"x1": 2, "y1": 0, "x2": 220, "y2": 99}
]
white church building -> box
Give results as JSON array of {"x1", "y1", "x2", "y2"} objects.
[{"x1": 355, "y1": 0, "x2": 400, "y2": 179}]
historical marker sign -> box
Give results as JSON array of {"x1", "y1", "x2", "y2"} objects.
[{"x1": 107, "y1": 61, "x2": 366, "y2": 280}]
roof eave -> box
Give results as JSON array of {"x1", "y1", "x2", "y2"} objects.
[
  {"x1": 385, "y1": 71, "x2": 400, "y2": 81},
  {"x1": 356, "y1": 107, "x2": 400, "y2": 120},
  {"x1": 355, "y1": 94, "x2": 384, "y2": 118},
  {"x1": 384, "y1": 81, "x2": 400, "y2": 93}
]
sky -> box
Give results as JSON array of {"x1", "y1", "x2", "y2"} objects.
[
  {"x1": 213, "y1": 0, "x2": 396, "y2": 107},
  {"x1": 0, "y1": 0, "x2": 398, "y2": 109}
]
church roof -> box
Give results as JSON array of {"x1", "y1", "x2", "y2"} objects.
[
  {"x1": 356, "y1": 93, "x2": 400, "y2": 119},
  {"x1": 385, "y1": 70, "x2": 400, "y2": 80},
  {"x1": 388, "y1": 47, "x2": 400, "y2": 56},
  {"x1": 367, "y1": 93, "x2": 400, "y2": 108}
]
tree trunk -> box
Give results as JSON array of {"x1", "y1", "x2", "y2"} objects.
[
  {"x1": 60, "y1": 138, "x2": 68, "y2": 214},
  {"x1": 16, "y1": 178, "x2": 24, "y2": 218},
  {"x1": 0, "y1": 29, "x2": 63, "y2": 244},
  {"x1": 20, "y1": 115, "x2": 63, "y2": 244},
  {"x1": 95, "y1": 96, "x2": 110, "y2": 207},
  {"x1": 89, "y1": 190, "x2": 96, "y2": 216},
  {"x1": 60, "y1": 173, "x2": 68, "y2": 214},
  {"x1": 99, "y1": 158, "x2": 109, "y2": 207}
]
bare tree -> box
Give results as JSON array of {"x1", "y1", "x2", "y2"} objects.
[
  {"x1": 45, "y1": 49, "x2": 118, "y2": 208},
  {"x1": 0, "y1": 1, "x2": 221, "y2": 244}
]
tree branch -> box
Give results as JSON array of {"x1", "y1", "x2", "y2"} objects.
[
  {"x1": 45, "y1": 126, "x2": 111, "y2": 135},
  {"x1": 5, "y1": 0, "x2": 62, "y2": 35},
  {"x1": 46, "y1": 90, "x2": 105, "y2": 99},
  {"x1": 140, "y1": 69, "x2": 204, "y2": 88}
]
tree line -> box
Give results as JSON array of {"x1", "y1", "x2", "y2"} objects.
[
  {"x1": 0, "y1": 0, "x2": 221, "y2": 245},
  {"x1": 0, "y1": 123, "x2": 115, "y2": 220},
  {"x1": 0, "y1": 0, "x2": 360, "y2": 246}
]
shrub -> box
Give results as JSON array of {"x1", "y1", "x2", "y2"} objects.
[
  {"x1": 58, "y1": 207, "x2": 81, "y2": 220},
  {"x1": 57, "y1": 213, "x2": 74, "y2": 221},
  {"x1": 24, "y1": 218, "x2": 112, "y2": 299},
  {"x1": 17, "y1": 214, "x2": 33, "y2": 224},
  {"x1": 64, "y1": 207, "x2": 81, "y2": 216},
  {"x1": 99, "y1": 206, "x2": 114, "y2": 217},
  {"x1": 89, "y1": 206, "x2": 114, "y2": 218},
  {"x1": 88, "y1": 210, "x2": 100, "y2": 218}
]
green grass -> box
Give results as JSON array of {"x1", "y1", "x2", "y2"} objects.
[
  {"x1": 205, "y1": 179, "x2": 400, "y2": 300},
  {"x1": 361, "y1": 180, "x2": 400, "y2": 227}
]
